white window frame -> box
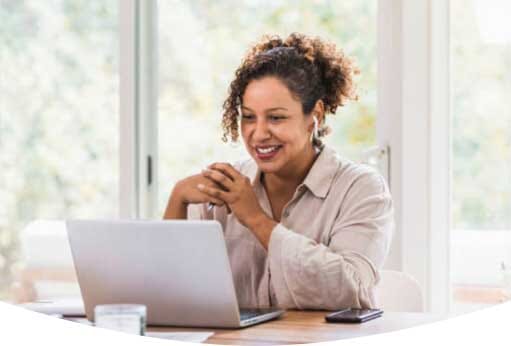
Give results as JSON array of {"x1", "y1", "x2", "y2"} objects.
[
  {"x1": 378, "y1": 0, "x2": 451, "y2": 313},
  {"x1": 120, "y1": 0, "x2": 452, "y2": 313},
  {"x1": 119, "y1": 0, "x2": 158, "y2": 219}
]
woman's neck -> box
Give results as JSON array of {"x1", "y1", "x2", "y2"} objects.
[{"x1": 263, "y1": 145, "x2": 320, "y2": 195}]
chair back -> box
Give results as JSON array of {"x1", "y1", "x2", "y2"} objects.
[{"x1": 375, "y1": 270, "x2": 424, "y2": 312}]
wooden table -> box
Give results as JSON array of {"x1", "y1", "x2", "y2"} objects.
[{"x1": 148, "y1": 310, "x2": 444, "y2": 345}]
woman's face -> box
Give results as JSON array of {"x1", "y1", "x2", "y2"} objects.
[{"x1": 240, "y1": 76, "x2": 314, "y2": 175}]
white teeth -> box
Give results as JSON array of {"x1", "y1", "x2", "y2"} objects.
[{"x1": 256, "y1": 146, "x2": 279, "y2": 154}]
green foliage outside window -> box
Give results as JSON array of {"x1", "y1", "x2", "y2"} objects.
[
  {"x1": 0, "y1": 1, "x2": 118, "y2": 299},
  {"x1": 451, "y1": 0, "x2": 511, "y2": 229}
]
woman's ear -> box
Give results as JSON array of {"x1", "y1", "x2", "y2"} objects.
[{"x1": 312, "y1": 100, "x2": 325, "y2": 125}]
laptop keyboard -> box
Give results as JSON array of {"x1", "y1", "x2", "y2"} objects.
[
  {"x1": 239, "y1": 308, "x2": 276, "y2": 321},
  {"x1": 240, "y1": 311, "x2": 262, "y2": 320}
]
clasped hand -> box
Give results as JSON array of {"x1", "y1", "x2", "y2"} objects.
[{"x1": 198, "y1": 163, "x2": 269, "y2": 231}]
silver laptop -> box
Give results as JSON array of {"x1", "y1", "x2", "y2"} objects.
[{"x1": 66, "y1": 220, "x2": 284, "y2": 328}]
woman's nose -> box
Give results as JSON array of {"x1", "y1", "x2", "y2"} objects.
[{"x1": 252, "y1": 120, "x2": 271, "y2": 141}]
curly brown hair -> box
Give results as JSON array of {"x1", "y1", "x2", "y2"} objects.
[{"x1": 221, "y1": 32, "x2": 359, "y2": 147}]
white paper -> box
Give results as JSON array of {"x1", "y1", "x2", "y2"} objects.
[
  {"x1": 145, "y1": 332, "x2": 214, "y2": 343},
  {"x1": 54, "y1": 316, "x2": 214, "y2": 342},
  {"x1": 18, "y1": 298, "x2": 85, "y2": 316}
]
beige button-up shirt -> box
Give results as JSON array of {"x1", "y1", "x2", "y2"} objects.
[{"x1": 187, "y1": 146, "x2": 394, "y2": 310}]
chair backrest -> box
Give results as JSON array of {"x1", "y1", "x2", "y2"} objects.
[{"x1": 374, "y1": 270, "x2": 424, "y2": 312}]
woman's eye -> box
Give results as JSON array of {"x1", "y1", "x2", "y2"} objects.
[
  {"x1": 241, "y1": 114, "x2": 255, "y2": 121},
  {"x1": 268, "y1": 115, "x2": 285, "y2": 121}
]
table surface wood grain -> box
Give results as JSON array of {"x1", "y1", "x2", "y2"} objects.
[{"x1": 146, "y1": 310, "x2": 445, "y2": 345}]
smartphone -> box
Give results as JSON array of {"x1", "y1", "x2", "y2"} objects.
[{"x1": 325, "y1": 308, "x2": 383, "y2": 323}]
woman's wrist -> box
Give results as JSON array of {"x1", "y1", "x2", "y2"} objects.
[
  {"x1": 246, "y1": 212, "x2": 277, "y2": 249},
  {"x1": 172, "y1": 181, "x2": 189, "y2": 206}
]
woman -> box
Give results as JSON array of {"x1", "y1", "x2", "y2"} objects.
[{"x1": 164, "y1": 33, "x2": 393, "y2": 310}]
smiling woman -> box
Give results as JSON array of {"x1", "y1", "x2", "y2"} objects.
[
  {"x1": 163, "y1": 33, "x2": 394, "y2": 311},
  {"x1": 157, "y1": 1, "x2": 378, "y2": 218}
]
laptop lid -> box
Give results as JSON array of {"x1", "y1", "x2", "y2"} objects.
[{"x1": 66, "y1": 220, "x2": 243, "y2": 327}]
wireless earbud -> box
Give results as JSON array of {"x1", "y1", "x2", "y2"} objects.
[{"x1": 312, "y1": 116, "x2": 319, "y2": 140}]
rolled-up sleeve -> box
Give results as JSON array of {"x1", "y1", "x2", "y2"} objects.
[
  {"x1": 267, "y1": 171, "x2": 394, "y2": 310},
  {"x1": 187, "y1": 202, "x2": 212, "y2": 220}
]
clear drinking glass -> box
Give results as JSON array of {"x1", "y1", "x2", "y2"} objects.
[{"x1": 94, "y1": 304, "x2": 147, "y2": 335}]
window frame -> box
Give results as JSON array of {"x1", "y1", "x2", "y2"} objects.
[
  {"x1": 119, "y1": 0, "x2": 158, "y2": 219},
  {"x1": 378, "y1": 0, "x2": 451, "y2": 313}
]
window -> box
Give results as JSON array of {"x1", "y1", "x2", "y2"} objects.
[
  {"x1": 0, "y1": 1, "x2": 118, "y2": 299},
  {"x1": 157, "y1": 0, "x2": 377, "y2": 216},
  {"x1": 450, "y1": 0, "x2": 511, "y2": 312}
]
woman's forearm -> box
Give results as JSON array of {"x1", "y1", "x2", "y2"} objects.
[
  {"x1": 163, "y1": 189, "x2": 188, "y2": 219},
  {"x1": 268, "y1": 225, "x2": 377, "y2": 310}
]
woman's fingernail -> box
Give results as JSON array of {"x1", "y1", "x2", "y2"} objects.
[{"x1": 197, "y1": 184, "x2": 204, "y2": 189}]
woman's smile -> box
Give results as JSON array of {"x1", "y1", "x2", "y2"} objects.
[{"x1": 254, "y1": 144, "x2": 283, "y2": 161}]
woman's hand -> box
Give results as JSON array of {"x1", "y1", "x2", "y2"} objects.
[
  {"x1": 199, "y1": 163, "x2": 277, "y2": 248},
  {"x1": 163, "y1": 174, "x2": 226, "y2": 220},
  {"x1": 174, "y1": 174, "x2": 226, "y2": 206}
]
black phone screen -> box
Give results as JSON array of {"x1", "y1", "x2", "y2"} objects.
[{"x1": 325, "y1": 308, "x2": 383, "y2": 323}]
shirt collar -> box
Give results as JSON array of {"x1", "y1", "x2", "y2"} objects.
[
  {"x1": 248, "y1": 146, "x2": 339, "y2": 199},
  {"x1": 301, "y1": 146, "x2": 339, "y2": 198}
]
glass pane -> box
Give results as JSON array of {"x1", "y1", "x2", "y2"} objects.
[
  {"x1": 450, "y1": 0, "x2": 511, "y2": 313},
  {"x1": 0, "y1": 1, "x2": 118, "y2": 300},
  {"x1": 157, "y1": 0, "x2": 377, "y2": 216}
]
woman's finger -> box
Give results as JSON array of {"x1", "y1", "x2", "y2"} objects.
[
  {"x1": 208, "y1": 162, "x2": 243, "y2": 182},
  {"x1": 202, "y1": 168, "x2": 234, "y2": 191},
  {"x1": 197, "y1": 183, "x2": 230, "y2": 202},
  {"x1": 206, "y1": 197, "x2": 224, "y2": 206}
]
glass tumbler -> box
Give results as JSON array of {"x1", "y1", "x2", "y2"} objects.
[{"x1": 94, "y1": 304, "x2": 147, "y2": 335}]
